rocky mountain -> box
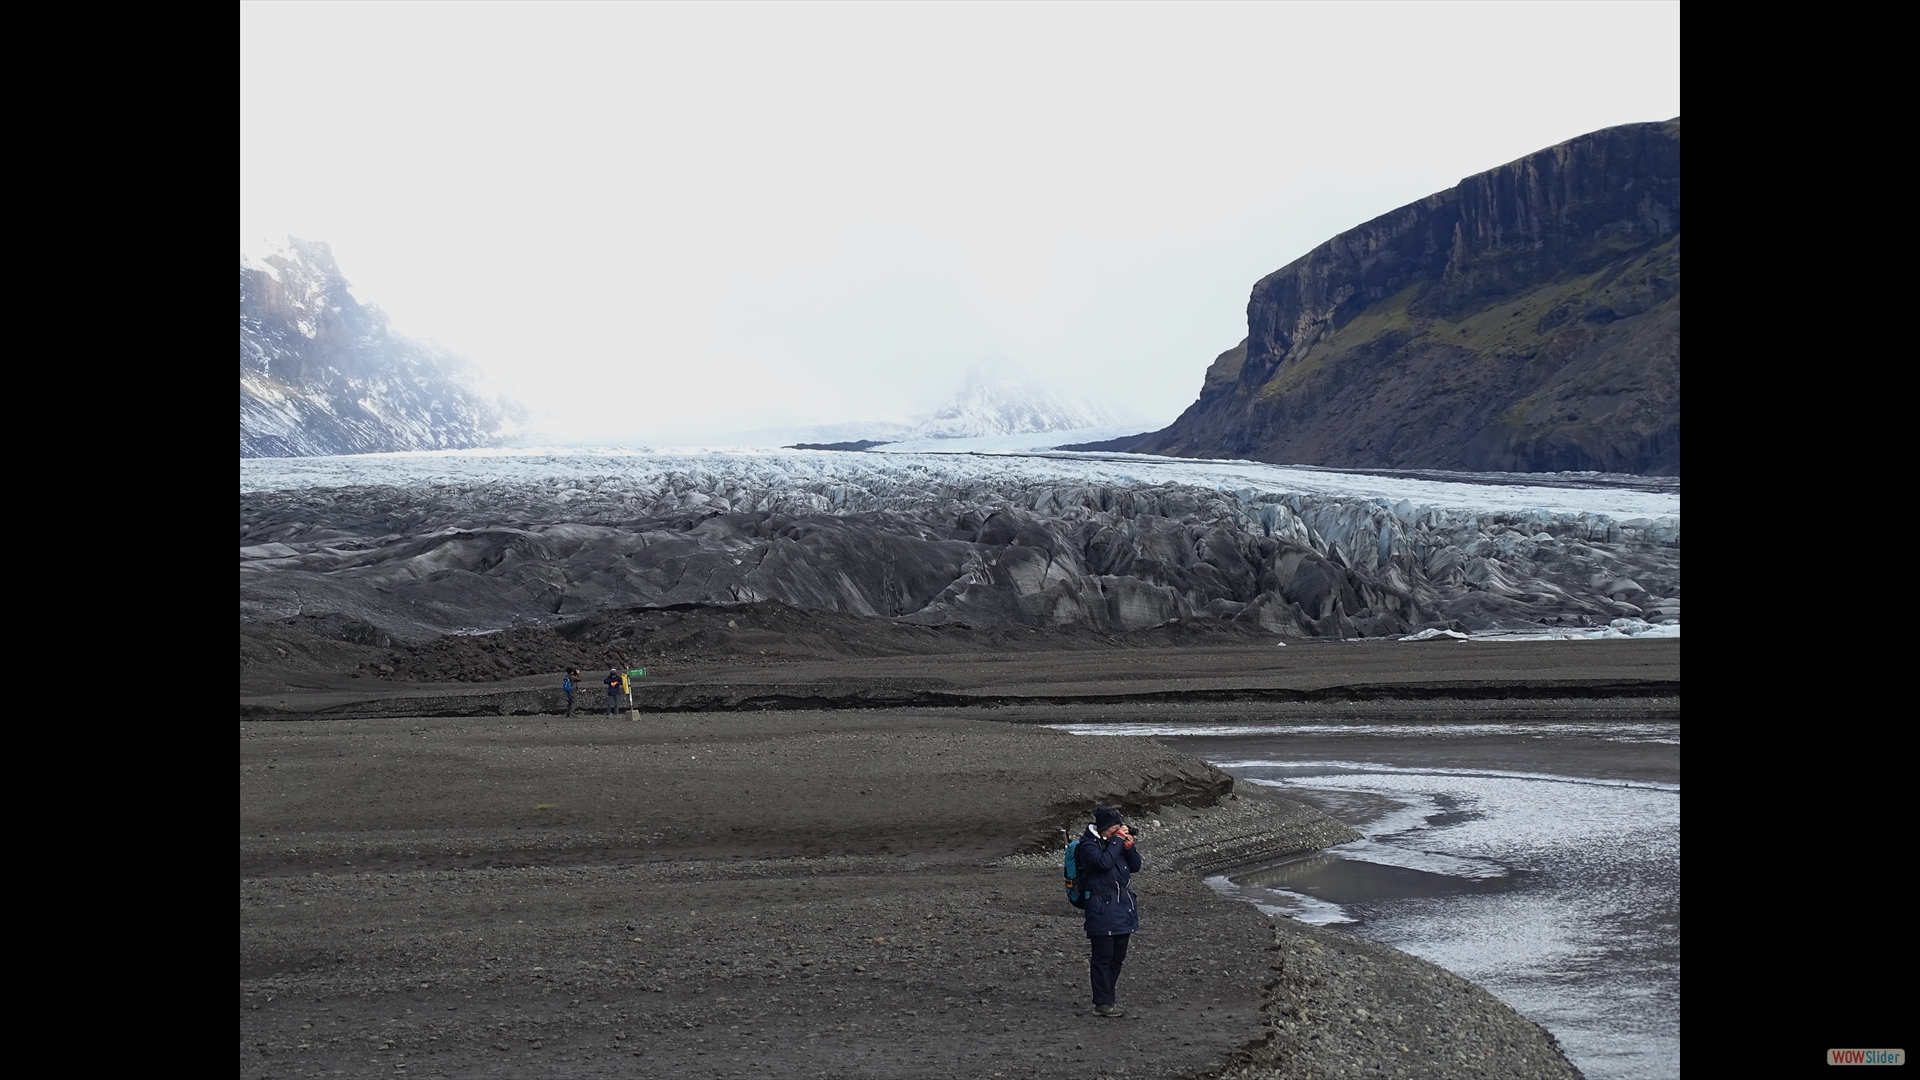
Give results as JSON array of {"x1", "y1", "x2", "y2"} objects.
[
  {"x1": 913, "y1": 365, "x2": 1120, "y2": 439},
  {"x1": 1131, "y1": 118, "x2": 1679, "y2": 474},
  {"x1": 240, "y1": 239, "x2": 524, "y2": 457}
]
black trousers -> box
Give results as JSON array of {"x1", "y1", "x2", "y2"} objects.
[{"x1": 1089, "y1": 933, "x2": 1131, "y2": 1005}]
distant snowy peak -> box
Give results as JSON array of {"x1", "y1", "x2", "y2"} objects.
[
  {"x1": 914, "y1": 367, "x2": 1122, "y2": 439},
  {"x1": 240, "y1": 237, "x2": 524, "y2": 458}
]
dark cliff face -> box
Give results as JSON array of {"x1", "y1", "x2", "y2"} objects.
[
  {"x1": 240, "y1": 239, "x2": 523, "y2": 457},
  {"x1": 1138, "y1": 118, "x2": 1680, "y2": 474}
]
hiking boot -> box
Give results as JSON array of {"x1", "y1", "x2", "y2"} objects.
[{"x1": 1094, "y1": 1004, "x2": 1125, "y2": 1017}]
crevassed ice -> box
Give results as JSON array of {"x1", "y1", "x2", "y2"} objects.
[{"x1": 238, "y1": 446, "x2": 1679, "y2": 521}]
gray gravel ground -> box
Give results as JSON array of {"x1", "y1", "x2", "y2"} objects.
[
  {"x1": 1223, "y1": 920, "x2": 1585, "y2": 1080},
  {"x1": 239, "y1": 711, "x2": 1232, "y2": 876},
  {"x1": 241, "y1": 857, "x2": 1280, "y2": 1079},
  {"x1": 240, "y1": 638, "x2": 1681, "y2": 719},
  {"x1": 240, "y1": 707, "x2": 1586, "y2": 1079}
]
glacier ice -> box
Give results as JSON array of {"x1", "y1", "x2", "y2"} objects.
[{"x1": 239, "y1": 448, "x2": 1679, "y2": 644}]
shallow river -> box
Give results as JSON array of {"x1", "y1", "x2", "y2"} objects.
[{"x1": 1053, "y1": 719, "x2": 1680, "y2": 1080}]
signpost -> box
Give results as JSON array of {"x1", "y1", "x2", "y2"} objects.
[{"x1": 625, "y1": 668, "x2": 646, "y2": 721}]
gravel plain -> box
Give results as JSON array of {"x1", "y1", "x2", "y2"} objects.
[{"x1": 241, "y1": 705, "x2": 1589, "y2": 1079}]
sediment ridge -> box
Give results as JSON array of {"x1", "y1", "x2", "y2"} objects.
[
  {"x1": 240, "y1": 637, "x2": 1680, "y2": 720},
  {"x1": 994, "y1": 789, "x2": 1364, "y2": 879}
]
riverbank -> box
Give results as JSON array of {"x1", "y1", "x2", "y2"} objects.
[
  {"x1": 1222, "y1": 918, "x2": 1585, "y2": 1080},
  {"x1": 241, "y1": 706, "x2": 1585, "y2": 1078}
]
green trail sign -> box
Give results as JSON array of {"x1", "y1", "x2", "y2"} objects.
[{"x1": 624, "y1": 668, "x2": 646, "y2": 722}]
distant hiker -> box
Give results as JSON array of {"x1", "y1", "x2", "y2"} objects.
[
  {"x1": 1077, "y1": 805, "x2": 1141, "y2": 1017},
  {"x1": 563, "y1": 667, "x2": 580, "y2": 717},
  {"x1": 605, "y1": 668, "x2": 622, "y2": 715}
]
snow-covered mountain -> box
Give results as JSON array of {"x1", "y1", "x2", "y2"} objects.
[
  {"x1": 240, "y1": 239, "x2": 524, "y2": 457},
  {"x1": 912, "y1": 366, "x2": 1122, "y2": 439}
]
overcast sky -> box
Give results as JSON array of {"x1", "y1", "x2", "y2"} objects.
[{"x1": 241, "y1": 2, "x2": 1679, "y2": 443}]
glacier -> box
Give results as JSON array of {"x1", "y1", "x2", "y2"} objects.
[{"x1": 240, "y1": 447, "x2": 1678, "y2": 645}]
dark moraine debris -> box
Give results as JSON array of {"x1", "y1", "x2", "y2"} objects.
[
  {"x1": 1054, "y1": 432, "x2": 1156, "y2": 452},
  {"x1": 783, "y1": 440, "x2": 895, "y2": 452},
  {"x1": 241, "y1": 472, "x2": 1677, "y2": 649}
]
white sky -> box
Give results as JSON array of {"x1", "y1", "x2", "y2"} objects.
[{"x1": 240, "y1": 2, "x2": 1679, "y2": 443}]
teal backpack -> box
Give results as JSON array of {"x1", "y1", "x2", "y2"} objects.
[{"x1": 1063, "y1": 836, "x2": 1089, "y2": 908}]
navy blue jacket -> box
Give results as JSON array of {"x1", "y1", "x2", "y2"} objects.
[{"x1": 1075, "y1": 825, "x2": 1141, "y2": 936}]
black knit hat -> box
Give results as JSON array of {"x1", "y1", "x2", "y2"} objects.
[{"x1": 1094, "y1": 806, "x2": 1125, "y2": 830}]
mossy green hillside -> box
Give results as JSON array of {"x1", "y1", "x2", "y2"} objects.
[{"x1": 1143, "y1": 118, "x2": 1679, "y2": 473}]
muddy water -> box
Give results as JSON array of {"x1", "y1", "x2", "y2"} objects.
[{"x1": 1055, "y1": 720, "x2": 1680, "y2": 1080}]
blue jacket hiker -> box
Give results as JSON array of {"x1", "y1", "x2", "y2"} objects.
[
  {"x1": 1076, "y1": 805, "x2": 1141, "y2": 1016},
  {"x1": 563, "y1": 668, "x2": 580, "y2": 717}
]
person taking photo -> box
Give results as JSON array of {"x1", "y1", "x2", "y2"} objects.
[{"x1": 1077, "y1": 805, "x2": 1141, "y2": 1017}]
